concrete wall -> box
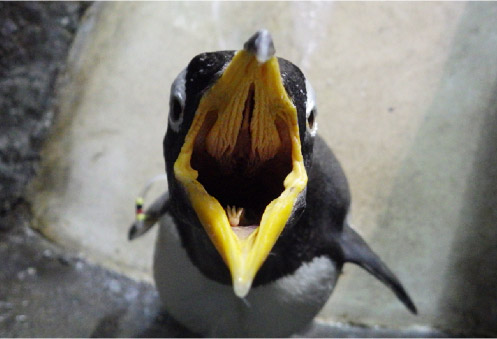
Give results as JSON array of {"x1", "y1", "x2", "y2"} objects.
[{"x1": 29, "y1": 2, "x2": 497, "y2": 335}]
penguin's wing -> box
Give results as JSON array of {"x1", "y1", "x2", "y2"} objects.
[
  {"x1": 308, "y1": 136, "x2": 416, "y2": 313},
  {"x1": 128, "y1": 192, "x2": 170, "y2": 240},
  {"x1": 338, "y1": 224, "x2": 417, "y2": 314}
]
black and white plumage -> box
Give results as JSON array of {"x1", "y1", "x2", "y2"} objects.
[{"x1": 129, "y1": 30, "x2": 416, "y2": 337}]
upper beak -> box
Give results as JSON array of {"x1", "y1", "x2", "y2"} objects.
[{"x1": 174, "y1": 30, "x2": 308, "y2": 297}]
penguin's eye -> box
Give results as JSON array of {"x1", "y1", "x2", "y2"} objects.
[
  {"x1": 307, "y1": 108, "x2": 316, "y2": 130},
  {"x1": 307, "y1": 107, "x2": 317, "y2": 136},
  {"x1": 170, "y1": 96, "x2": 183, "y2": 123},
  {"x1": 304, "y1": 79, "x2": 317, "y2": 136},
  {"x1": 168, "y1": 68, "x2": 187, "y2": 132}
]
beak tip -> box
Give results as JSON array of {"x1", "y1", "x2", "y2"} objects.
[
  {"x1": 243, "y1": 29, "x2": 275, "y2": 64},
  {"x1": 233, "y1": 277, "x2": 252, "y2": 298}
]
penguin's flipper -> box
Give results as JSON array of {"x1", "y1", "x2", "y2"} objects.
[
  {"x1": 338, "y1": 224, "x2": 417, "y2": 314},
  {"x1": 128, "y1": 192, "x2": 170, "y2": 240}
]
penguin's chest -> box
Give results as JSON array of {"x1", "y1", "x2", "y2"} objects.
[{"x1": 153, "y1": 219, "x2": 338, "y2": 337}]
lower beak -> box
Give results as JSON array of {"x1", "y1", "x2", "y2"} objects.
[{"x1": 174, "y1": 49, "x2": 307, "y2": 297}]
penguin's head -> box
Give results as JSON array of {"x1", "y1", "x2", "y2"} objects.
[{"x1": 163, "y1": 30, "x2": 318, "y2": 297}]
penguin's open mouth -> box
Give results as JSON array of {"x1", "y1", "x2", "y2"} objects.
[
  {"x1": 191, "y1": 85, "x2": 293, "y2": 235},
  {"x1": 174, "y1": 50, "x2": 307, "y2": 297}
]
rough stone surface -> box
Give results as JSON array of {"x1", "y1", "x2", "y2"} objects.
[
  {"x1": 0, "y1": 219, "x2": 178, "y2": 337},
  {"x1": 0, "y1": 2, "x2": 89, "y2": 220}
]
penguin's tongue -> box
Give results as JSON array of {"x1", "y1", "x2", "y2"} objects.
[
  {"x1": 226, "y1": 205, "x2": 245, "y2": 226},
  {"x1": 225, "y1": 205, "x2": 258, "y2": 240}
]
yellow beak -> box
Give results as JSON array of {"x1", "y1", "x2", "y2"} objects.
[{"x1": 173, "y1": 49, "x2": 307, "y2": 297}]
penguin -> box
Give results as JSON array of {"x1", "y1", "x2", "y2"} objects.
[{"x1": 129, "y1": 30, "x2": 416, "y2": 337}]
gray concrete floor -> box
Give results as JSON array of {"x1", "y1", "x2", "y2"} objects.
[{"x1": 21, "y1": 1, "x2": 497, "y2": 336}]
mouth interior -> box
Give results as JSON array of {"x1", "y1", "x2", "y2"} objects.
[{"x1": 191, "y1": 85, "x2": 293, "y2": 228}]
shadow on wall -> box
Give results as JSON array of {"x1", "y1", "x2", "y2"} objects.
[
  {"x1": 438, "y1": 15, "x2": 497, "y2": 336},
  {"x1": 441, "y1": 73, "x2": 497, "y2": 336},
  {"x1": 375, "y1": 2, "x2": 497, "y2": 336},
  {"x1": 437, "y1": 2, "x2": 497, "y2": 335}
]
